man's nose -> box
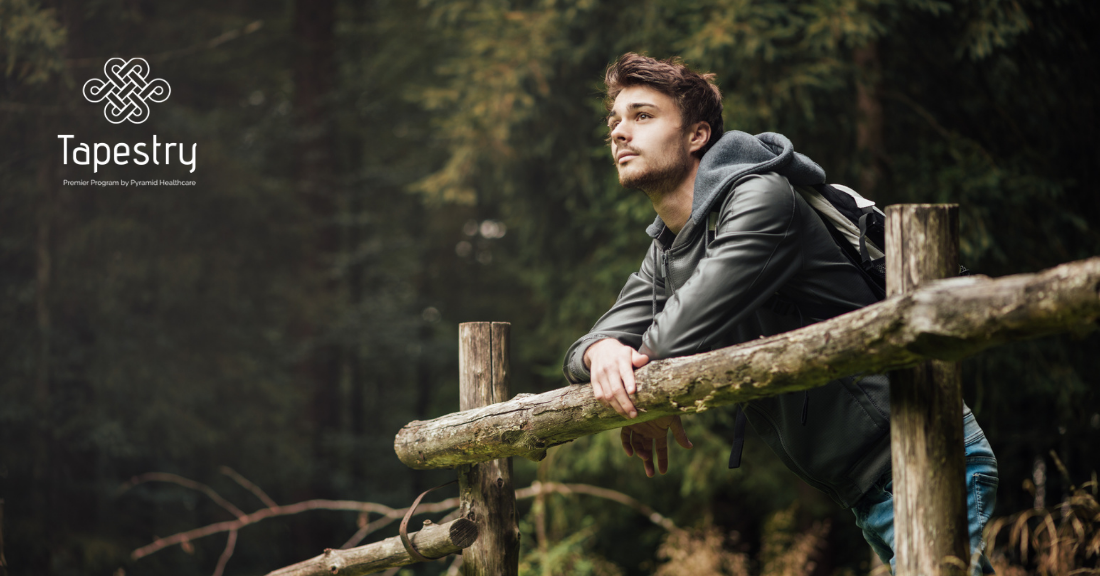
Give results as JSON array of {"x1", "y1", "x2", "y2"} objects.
[{"x1": 610, "y1": 121, "x2": 629, "y2": 141}]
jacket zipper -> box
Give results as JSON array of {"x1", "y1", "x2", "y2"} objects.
[{"x1": 663, "y1": 250, "x2": 675, "y2": 296}]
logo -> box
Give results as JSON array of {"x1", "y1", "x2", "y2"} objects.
[
  {"x1": 62, "y1": 57, "x2": 196, "y2": 176},
  {"x1": 83, "y1": 57, "x2": 170, "y2": 124}
]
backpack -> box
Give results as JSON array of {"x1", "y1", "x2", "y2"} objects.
[
  {"x1": 720, "y1": 181, "x2": 969, "y2": 469},
  {"x1": 798, "y1": 183, "x2": 887, "y2": 301},
  {"x1": 796, "y1": 183, "x2": 970, "y2": 304},
  {"x1": 709, "y1": 181, "x2": 969, "y2": 320}
]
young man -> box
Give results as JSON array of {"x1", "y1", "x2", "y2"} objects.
[{"x1": 562, "y1": 53, "x2": 999, "y2": 574}]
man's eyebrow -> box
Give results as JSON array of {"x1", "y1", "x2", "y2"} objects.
[{"x1": 607, "y1": 102, "x2": 658, "y2": 124}]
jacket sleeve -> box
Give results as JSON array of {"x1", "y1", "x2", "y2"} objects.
[
  {"x1": 562, "y1": 244, "x2": 667, "y2": 384},
  {"x1": 640, "y1": 173, "x2": 804, "y2": 360}
]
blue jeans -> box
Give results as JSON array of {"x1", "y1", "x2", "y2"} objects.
[{"x1": 851, "y1": 412, "x2": 999, "y2": 575}]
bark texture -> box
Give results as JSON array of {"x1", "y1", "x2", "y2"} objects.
[
  {"x1": 854, "y1": 41, "x2": 886, "y2": 198},
  {"x1": 265, "y1": 518, "x2": 478, "y2": 576},
  {"x1": 886, "y1": 205, "x2": 969, "y2": 576},
  {"x1": 457, "y1": 323, "x2": 520, "y2": 576},
  {"x1": 395, "y1": 257, "x2": 1100, "y2": 470}
]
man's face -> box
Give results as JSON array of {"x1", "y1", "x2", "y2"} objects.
[{"x1": 607, "y1": 85, "x2": 693, "y2": 194}]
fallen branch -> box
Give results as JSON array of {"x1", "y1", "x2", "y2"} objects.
[
  {"x1": 265, "y1": 518, "x2": 479, "y2": 576},
  {"x1": 213, "y1": 529, "x2": 237, "y2": 576},
  {"x1": 127, "y1": 495, "x2": 445, "y2": 560},
  {"x1": 220, "y1": 465, "x2": 279, "y2": 509},
  {"x1": 395, "y1": 257, "x2": 1100, "y2": 469},
  {"x1": 519, "y1": 481, "x2": 680, "y2": 533},
  {"x1": 128, "y1": 470, "x2": 677, "y2": 571},
  {"x1": 125, "y1": 472, "x2": 678, "y2": 569},
  {"x1": 121, "y1": 473, "x2": 247, "y2": 519},
  {"x1": 263, "y1": 483, "x2": 676, "y2": 575},
  {"x1": 121, "y1": 470, "x2": 456, "y2": 560}
]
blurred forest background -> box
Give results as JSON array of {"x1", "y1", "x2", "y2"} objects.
[{"x1": 1, "y1": 0, "x2": 1099, "y2": 575}]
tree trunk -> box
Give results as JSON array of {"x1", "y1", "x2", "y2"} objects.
[
  {"x1": 394, "y1": 257, "x2": 1100, "y2": 469},
  {"x1": 33, "y1": 130, "x2": 55, "y2": 576},
  {"x1": 886, "y1": 205, "x2": 969, "y2": 576},
  {"x1": 293, "y1": 0, "x2": 340, "y2": 552},
  {"x1": 854, "y1": 42, "x2": 886, "y2": 198}
]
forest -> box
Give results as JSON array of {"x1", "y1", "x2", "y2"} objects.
[{"x1": 1, "y1": 0, "x2": 1098, "y2": 574}]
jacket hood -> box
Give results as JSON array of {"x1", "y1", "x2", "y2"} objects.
[{"x1": 646, "y1": 131, "x2": 826, "y2": 238}]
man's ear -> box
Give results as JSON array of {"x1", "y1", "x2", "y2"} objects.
[{"x1": 687, "y1": 121, "x2": 711, "y2": 155}]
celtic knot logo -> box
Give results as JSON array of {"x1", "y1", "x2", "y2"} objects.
[{"x1": 83, "y1": 58, "x2": 170, "y2": 124}]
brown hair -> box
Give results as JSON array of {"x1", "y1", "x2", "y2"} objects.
[{"x1": 604, "y1": 53, "x2": 724, "y2": 157}]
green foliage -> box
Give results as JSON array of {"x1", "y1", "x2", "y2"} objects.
[
  {"x1": 519, "y1": 517, "x2": 624, "y2": 576},
  {"x1": 0, "y1": 0, "x2": 66, "y2": 84}
]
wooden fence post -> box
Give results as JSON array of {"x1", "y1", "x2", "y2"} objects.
[
  {"x1": 457, "y1": 322, "x2": 520, "y2": 575},
  {"x1": 886, "y1": 205, "x2": 970, "y2": 575}
]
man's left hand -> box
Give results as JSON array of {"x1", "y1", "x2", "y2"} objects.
[{"x1": 620, "y1": 415, "x2": 693, "y2": 477}]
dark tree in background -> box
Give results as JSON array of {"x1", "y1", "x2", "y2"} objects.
[{"x1": 0, "y1": 0, "x2": 1097, "y2": 575}]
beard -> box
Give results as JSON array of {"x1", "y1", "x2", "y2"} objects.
[{"x1": 617, "y1": 143, "x2": 693, "y2": 197}]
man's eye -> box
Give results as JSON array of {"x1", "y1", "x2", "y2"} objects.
[{"x1": 638, "y1": 113, "x2": 651, "y2": 120}]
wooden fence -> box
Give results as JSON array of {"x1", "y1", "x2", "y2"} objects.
[{"x1": 293, "y1": 205, "x2": 1100, "y2": 575}]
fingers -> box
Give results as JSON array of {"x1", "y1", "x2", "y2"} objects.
[
  {"x1": 622, "y1": 423, "x2": 658, "y2": 477},
  {"x1": 607, "y1": 388, "x2": 633, "y2": 419},
  {"x1": 620, "y1": 418, "x2": 691, "y2": 477},
  {"x1": 621, "y1": 360, "x2": 637, "y2": 396},
  {"x1": 591, "y1": 368, "x2": 631, "y2": 418},
  {"x1": 589, "y1": 379, "x2": 620, "y2": 417},
  {"x1": 626, "y1": 350, "x2": 648, "y2": 395},
  {"x1": 638, "y1": 435, "x2": 655, "y2": 478},
  {"x1": 630, "y1": 429, "x2": 650, "y2": 463},
  {"x1": 655, "y1": 429, "x2": 670, "y2": 474},
  {"x1": 669, "y1": 416, "x2": 693, "y2": 450},
  {"x1": 586, "y1": 340, "x2": 640, "y2": 419},
  {"x1": 611, "y1": 357, "x2": 638, "y2": 418}
]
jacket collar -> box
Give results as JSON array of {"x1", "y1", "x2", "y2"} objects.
[{"x1": 646, "y1": 131, "x2": 827, "y2": 238}]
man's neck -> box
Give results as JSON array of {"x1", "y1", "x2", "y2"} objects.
[{"x1": 646, "y1": 162, "x2": 699, "y2": 236}]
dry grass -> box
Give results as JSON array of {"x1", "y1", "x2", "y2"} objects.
[
  {"x1": 654, "y1": 503, "x2": 828, "y2": 576},
  {"x1": 987, "y1": 456, "x2": 1099, "y2": 575},
  {"x1": 655, "y1": 526, "x2": 750, "y2": 576}
]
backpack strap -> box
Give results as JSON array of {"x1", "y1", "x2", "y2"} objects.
[
  {"x1": 858, "y1": 207, "x2": 886, "y2": 271},
  {"x1": 859, "y1": 210, "x2": 873, "y2": 265},
  {"x1": 818, "y1": 213, "x2": 887, "y2": 301}
]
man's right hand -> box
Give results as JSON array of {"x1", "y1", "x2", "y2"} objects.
[{"x1": 583, "y1": 338, "x2": 649, "y2": 419}]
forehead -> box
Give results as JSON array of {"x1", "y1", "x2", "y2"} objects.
[{"x1": 609, "y1": 85, "x2": 679, "y2": 117}]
